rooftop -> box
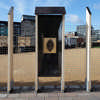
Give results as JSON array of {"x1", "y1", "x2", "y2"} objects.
[
  {"x1": 21, "y1": 15, "x2": 35, "y2": 21},
  {"x1": 35, "y1": 7, "x2": 66, "y2": 15}
]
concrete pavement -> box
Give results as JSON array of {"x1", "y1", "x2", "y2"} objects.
[{"x1": 0, "y1": 92, "x2": 100, "y2": 100}]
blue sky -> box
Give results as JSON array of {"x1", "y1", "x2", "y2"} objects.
[{"x1": 0, "y1": 0, "x2": 100, "y2": 32}]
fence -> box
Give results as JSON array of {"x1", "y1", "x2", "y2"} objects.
[
  {"x1": 1, "y1": 6, "x2": 100, "y2": 93},
  {"x1": 91, "y1": 25, "x2": 100, "y2": 91},
  {"x1": 0, "y1": 25, "x2": 93, "y2": 93},
  {"x1": 0, "y1": 38, "x2": 8, "y2": 93},
  {"x1": 64, "y1": 25, "x2": 87, "y2": 92},
  {"x1": 13, "y1": 34, "x2": 35, "y2": 93},
  {"x1": 64, "y1": 24, "x2": 100, "y2": 92}
]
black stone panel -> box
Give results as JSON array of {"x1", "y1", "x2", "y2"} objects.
[
  {"x1": 38, "y1": 15, "x2": 62, "y2": 77},
  {"x1": 35, "y1": 7, "x2": 66, "y2": 15}
]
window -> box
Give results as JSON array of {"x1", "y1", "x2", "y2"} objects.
[{"x1": 0, "y1": 23, "x2": 5, "y2": 25}]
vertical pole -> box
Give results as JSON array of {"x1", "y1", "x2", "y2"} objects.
[
  {"x1": 8, "y1": 7, "x2": 14, "y2": 93},
  {"x1": 86, "y1": 7, "x2": 91, "y2": 92},
  {"x1": 61, "y1": 15, "x2": 65, "y2": 92},
  {"x1": 35, "y1": 15, "x2": 38, "y2": 93}
]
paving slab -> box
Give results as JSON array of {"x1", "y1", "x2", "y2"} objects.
[
  {"x1": 8, "y1": 93, "x2": 20, "y2": 98},
  {"x1": 45, "y1": 96, "x2": 58, "y2": 100},
  {"x1": 59, "y1": 96, "x2": 72, "y2": 100},
  {"x1": 58, "y1": 91, "x2": 87, "y2": 97},
  {"x1": 73, "y1": 95, "x2": 100, "y2": 100},
  {"x1": 1, "y1": 92, "x2": 100, "y2": 100},
  {"x1": 38, "y1": 93, "x2": 58, "y2": 97},
  {"x1": 19, "y1": 92, "x2": 35, "y2": 97},
  {"x1": 92, "y1": 92, "x2": 100, "y2": 99},
  {"x1": 11, "y1": 96, "x2": 44, "y2": 100}
]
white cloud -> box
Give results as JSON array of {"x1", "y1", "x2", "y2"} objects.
[
  {"x1": 11, "y1": 0, "x2": 72, "y2": 14},
  {"x1": 9, "y1": 0, "x2": 73, "y2": 21},
  {"x1": 35, "y1": 0, "x2": 71, "y2": 7},
  {"x1": 66, "y1": 14, "x2": 84, "y2": 24},
  {"x1": 13, "y1": 0, "x2": 25, "y2": 14},
  {"x1": 94, "y1": 3, "x2": 100, "y2": 10},
  {"x1": 0, "y1": 2, "x2": 9, "y2": 10}
]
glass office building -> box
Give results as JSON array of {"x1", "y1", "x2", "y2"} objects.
[
  {"x1": 0, "y1": 15, "x2": 35, "y2": 53},
  {"x1": 0, "y1": 21, "x2": 8, "y2": 36},
  {"x1": 0, "y1": 21, "x2": 21, "y2": 36}
]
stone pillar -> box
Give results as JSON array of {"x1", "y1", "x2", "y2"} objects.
[
  {"x1": 35, "y1": 15, "x2": 38, "y2": 93},
  {"x1": 61, "y1": 15, "x2": 65, "y2": 92},
  {"x1": 86, "y1": 7, "x2": 91, "y2": 92},
  {"x1": 7, "y1": 7, "x2": 14, "y2": 93}
]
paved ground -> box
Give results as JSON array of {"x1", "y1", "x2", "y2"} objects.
[{"x1": 1, "y1": 92, "x2": 100, "y2": 100}]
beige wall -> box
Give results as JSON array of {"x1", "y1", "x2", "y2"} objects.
[{"x1": 0, "y1": 48, "x2": 100, "y2": 86}]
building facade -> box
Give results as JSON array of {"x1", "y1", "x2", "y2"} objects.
[
  {"x1": 76, "y1": 25, "x2": 94, "y2": 37},
  {"x1": 0, "y1": 21, "x2": 21, "y2": 47},
  {"x1": 0, "y1": 15, "x2": 35, "y2": 53},
  {"x1": 92, "y1": 30, "x2": 100, "y2": 42},
  {"x1": 21, "y1": 15, "x2": 35, "y2": 49},
  {"x1": 0, "y1": 21, "x2": 21, "y2": 37},
  {"x1": 0, "y1": 21, "x2": 8, "y2": 36},
  {"x1": 0, "y1": 21, "x2": 21, "y2": 53},
  {"x1": 13, "y1": 22, "x2": 21, "y2": 52}
]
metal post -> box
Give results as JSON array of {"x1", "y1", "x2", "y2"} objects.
[
  {"x1": 86, "y1": 7, "x2": 91, "y2": 92},
  {"x1": 35, "y1": 15, "x2": 38, "y2": 93},
  {"x1": 61, "y1": 15, "x2": 65, "y2": 92},
  {"x1": 8, "y1": 7, "x2": 14, "y2": 93}
]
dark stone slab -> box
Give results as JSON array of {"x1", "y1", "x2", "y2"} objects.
[{"x1": 35, "y1": 7, "x2": 66, "y2": 15}]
